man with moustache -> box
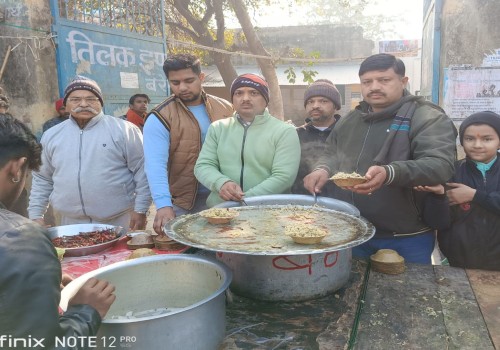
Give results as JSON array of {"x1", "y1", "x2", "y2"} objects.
[
  {"x1": 304, "y1": 54, "x2": 457, "y2": 264},
  {"x1": 29, "y1": 76, "x2": 151, "y2": 229},
  {"x1": 144, "y1": 53, "x2": 233, "y2": 234},
  {"x1": 194, "y1": 73, "x2": 300, "y2": 207},
  {"x1": 292, "y1": 79, "x2": 342, "y2": 196}
]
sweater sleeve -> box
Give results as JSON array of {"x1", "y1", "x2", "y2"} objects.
[
  {"x1": 28, "y1": 134, "x2": 55, "y2": 219},
  {"x1": 386, "y1": 110, "x2": 457, "y2": 187},
  {"x1": 0, "y1": 222, "x2": 101, "y2": 349},
  {"x1": 194, "y1": 124, "x2": 233, "y2": 192},
  {"x1": 143, "y1": 114, "x2": 173, "y2": 209},
  {"x1": 123, "y1": 124, "x2": 152, "y2": 213},
  {"x1": 473, "y1": 189, "x2": 500, "y2": 215},
  {"x1": 245, "y1": 126, "x2": 301, "y2": 197}
]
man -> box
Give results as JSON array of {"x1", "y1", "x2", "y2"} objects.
[
  {"x1": 29, "y1": 75, "x2": 151, "y2": 230},
  {"x1": 304, "y1": 54, "x2": 457, "y2": 264},
  {"x1": 292, "y1": 79, "x2": 342, "y2": 196},
  {"x1": 144, "y1": 53, "x2": 233, "y2": 234},
  {"x1": 194, "y1": 73, "x2": 301, "y2": 207},
  {"x1": 0, "y1": 114, "x2": 115, "y2": 349},
  {"x1": 124, "y1": 93, "x2": 150, "y2": 131},
  {"x1": 42, "y1": 98, "x2": 70, "y2": 133}
]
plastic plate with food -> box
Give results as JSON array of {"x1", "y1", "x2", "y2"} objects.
[
  {"x1": 285, "y1": 223, "x2": 328, "y2": 245},
  {"x1": 199, "y1": 208, "x2": 239, "y2": 224},
  {"x1": 330, "y1": 172, "x2": 367, "y2": 187}
]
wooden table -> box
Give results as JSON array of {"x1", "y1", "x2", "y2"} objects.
[{"x1": 222, "y1": 260, "x2": 499, "y2": 349}]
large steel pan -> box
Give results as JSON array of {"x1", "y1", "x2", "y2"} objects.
[
  {"x1": 60, "y1": 255, "x2": 232, "y2": 350},
  {"x1": 164, "y1": 195, "x2": 374, "y2": 301},
  {"x1": 164, "y1": 202, "x2": 374, "y2": 256}
]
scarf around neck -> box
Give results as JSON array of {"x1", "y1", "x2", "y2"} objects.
[{"x1": 356, "y1": 90, "x2": 441, "y2": 165}]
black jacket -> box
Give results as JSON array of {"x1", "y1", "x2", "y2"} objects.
[
  {"x1": 292, "y1": 117, "x2": 340, "y2": 196},
  {"x1": 429, "y1": 158, "x2": 500, "y2": 270},
  {"x1": 0, "y1": 204, "x2": 101, "y2": 349}
]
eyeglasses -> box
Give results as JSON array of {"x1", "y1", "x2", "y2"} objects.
[{"x1": 67, "y1": 97, "x2": 100, "y2": 104}]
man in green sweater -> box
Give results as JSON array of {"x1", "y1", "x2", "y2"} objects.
[{"x1": 194, "y1": 73, "x2": 301, "y2": 207}]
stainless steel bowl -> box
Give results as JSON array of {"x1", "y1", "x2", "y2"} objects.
[
  {"x1": 60, "y1": 255, "x2": 232, "y2": 350},
  {"x1": 47, "y1": 224, "x2": 125, "y2": 257}
]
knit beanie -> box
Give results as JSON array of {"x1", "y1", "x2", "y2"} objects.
[
  {"x1": 63, "y1": 75, "x2": 104, "y2": 106},
  {"x1": 55, "y1": 98, "x2": 64, "y2": 111},
  {"x1": 230, "y1": 73, "x2": 270, "y2": 104},
  {"x1": 304, "y1": 79, "x2": 341, "y2": 110},
  {"x1": 459, "y1": 111, "x2": 500, "y2": 145}
]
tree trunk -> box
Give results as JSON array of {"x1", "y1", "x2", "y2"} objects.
[
  {"x1": 229, "y1": 0, "x2": 284, "y2": 120},
  {"x1": 196, "y1": 36, "x2": 237, "y2": 88},
  {"x1": 171, "y1": 0, "x2": 238, "y2": 91}
]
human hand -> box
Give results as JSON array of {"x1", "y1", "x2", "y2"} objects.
[
  {"x1": 349, "y1": 166, "x2": 386, "y2": 195},
  {"x1": 153, "y1": 207, "x2": 175, "y2": 235},
  {"x1": 219, "y1": 181, "x2": 244, "y2": 202},
  {"x1": 446, "y1": 182, "x2": 476, "y2": 205},
  {"x1": 60, "y1": 273, "x2": 74, "y2": 290},
  {"x1": 303, "y1": 169, "x2": 329, "y2": 195},
  {"x1": 33, "y1": 218, "x2": 48, "y2": 227},
  {"x1": 68, "y1": 277, "x2": 116, "y2": 319},
  {"x1": 414, "y1": 184, "x2": 445, "y2": 195},
  {"x1": 129, "y1": 212, "x2": 147, "y2": 230}
]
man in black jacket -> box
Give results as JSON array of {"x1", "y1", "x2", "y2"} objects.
[
  {"x1": 0, "y1": 113, "x2": 116, "y2": 349},
  {"x1": 292, "y1": 79, "x2": 342, "y2": 196},
  {"x1": 304, "y1": 54, "x2": 457, "y2": 264}
]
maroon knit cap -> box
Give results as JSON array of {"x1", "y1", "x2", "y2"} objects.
[
  {"x1": 230, "y1": 73, "x2": 270, "y2": 104},
  {"x1": 63, "y1": 75, "x2": 104, "y2": 106},
  {"x1": 304, "y1": 79, "x2": 341, "y2": 110}
]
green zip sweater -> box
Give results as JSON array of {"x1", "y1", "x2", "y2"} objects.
[{"x1": 195, "y1": 109, "x2": 301, "y2": 207}]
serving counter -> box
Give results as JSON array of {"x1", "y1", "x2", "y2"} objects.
[
  {"x1": 222, "y1": 260, "x2": 499, "y2": 349},
  {"x1": 60, "y1": 239, "x2": 499, "y2": 349}
]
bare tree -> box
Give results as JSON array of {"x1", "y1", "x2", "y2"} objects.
[{"x1": 228, "y1": 0, "x2": 283, "y2": 119}]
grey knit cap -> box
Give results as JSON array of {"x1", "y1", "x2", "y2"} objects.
[
  {"x1": 304, "y1": 79, "x2": 341, "y2": 110},
  {"x1": 63, "y1": 75, "x2": 104, "y2": 106}
]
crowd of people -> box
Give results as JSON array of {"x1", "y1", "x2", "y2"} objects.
[{"x1": 1, "y1": 52, "x2": 499, "y2": 346}]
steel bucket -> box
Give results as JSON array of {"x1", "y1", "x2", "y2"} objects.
[
  {"x1": 214, "y1": 194, "x2": 368, "y2": 301},
  {"x1": 60, "y1": 255, "x2": 232, "y2": 350}
]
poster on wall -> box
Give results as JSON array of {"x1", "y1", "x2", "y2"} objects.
[
  {"x1": 379, "y1": 40, "x2": 419, "y2": 57},
  {"x1": 443, "y1": 67, "x2": 500, "y2": 122}
]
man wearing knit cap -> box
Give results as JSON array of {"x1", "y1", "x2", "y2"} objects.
[
  {"x1": 292, "y1": 79, "x2": 342, "y2": 195},
  {"x1": 29, "y1": 75, "x2": 152, "y2": 229},
  {"x1": 41, "y1": 98, "x2": 70, "y2": 134},
  {"x1": 304, "y1": 53, "x2": 457, "y2": 264},
  {"x1": 144, "y1": 54, "x2": 233, "y2": 234},
  {"x1": 195, "y1": 73, "x2": 301, "y2": 207}
]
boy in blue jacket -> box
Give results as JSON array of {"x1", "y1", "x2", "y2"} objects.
[{"x1": 416, "y1": 111, "x2": 500, "y2": 270}]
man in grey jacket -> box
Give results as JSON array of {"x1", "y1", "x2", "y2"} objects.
[{"x1": 29, "y1": 76, "x2": 151, "y2": 229}]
